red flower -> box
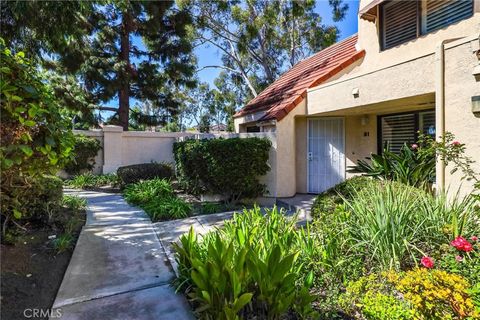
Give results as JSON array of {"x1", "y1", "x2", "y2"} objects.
[
  {"x1": 455, "y1": 255, "x2": 463, "y2": 262},
  {"x1": 451, "y1": 236, "x2": 474, "y2": 252},
  {"x1": 471, "y1": 236, "x2": 478, "y2": 242},
  {"x1": 452, "y1": 141, "x2": 461, "y2": 146},
  {"x1": 411, "y1": 144, "x2": 418, "y2": 150},
  {"x1": 463, "y1": 242, "x2": 473, "y2": 252},
  {"x1": 421, "y1": 256, "x2": 434, "y2": 268}
]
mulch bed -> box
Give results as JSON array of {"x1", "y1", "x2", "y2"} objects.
[{"x1": 1, "y1": 213, "x2": 84, "y2": 320}]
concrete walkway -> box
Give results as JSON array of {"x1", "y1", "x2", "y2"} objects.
[
  {"x1": 154, "y1": 211, "x2": 236, "y2": 275},
  {"x1": 52, "y1": 189, "x2": 193, "y2": 320}
]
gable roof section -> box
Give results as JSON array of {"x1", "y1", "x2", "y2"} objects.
[{"x1": 234, "y1": 34, "x2": 365, "y2": 122}]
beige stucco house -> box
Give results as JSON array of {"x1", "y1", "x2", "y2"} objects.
[{"x1": 234, "y1": 0, "x2": 480, "y2": 198}]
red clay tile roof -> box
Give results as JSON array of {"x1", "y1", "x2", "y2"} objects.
[{"x1": 234, "y1": 34, "x2": 365, "y2": 122}]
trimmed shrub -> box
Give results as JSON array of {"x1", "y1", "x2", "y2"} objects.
[
  {"x1": 311, "y1": 176, "x2": 372, "y2": 218},
  {"x1": 117, "y1": 162, "x2": 173, "y2": 186},
  {"x1": 64, "y1": 135, "x2": 101, "y2": 175},
  {"x1": 173, "y1": 137, "x2": 271, "y2": 203}
]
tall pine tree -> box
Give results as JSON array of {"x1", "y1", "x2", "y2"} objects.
[{"x1": 58, "y1": 1, "x2": 196, "y2": 130}]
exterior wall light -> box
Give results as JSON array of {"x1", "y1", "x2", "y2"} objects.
[
  {"x1": 472, "y1": 96, "x2": 480, "y2": 114},
  {"x1": 352, "y1": 87, "x2": 360, "y2": 98},
  {"x1": 473, "y1": 64, "x2": 480, "y2": 81}
]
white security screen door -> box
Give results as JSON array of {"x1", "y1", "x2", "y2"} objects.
[{"x1": 307, "y1": 118, "x2": 345, "y2": 193}]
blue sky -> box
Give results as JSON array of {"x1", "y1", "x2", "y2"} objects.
[
  {"x1": 195, "y1": 0, "x2": 359, "y2": 86},
  {"x1": 105, "y1": 1, "x2": 359, "y2": 120}
]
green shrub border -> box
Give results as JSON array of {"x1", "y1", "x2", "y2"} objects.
[
  {"x1": 117, "y1": 162, "x2": 173, "y2": 186},
  {"x1": 173, "y1": 137, "x2": 271, "y2": 204},
  {"x1": 64, "y1": 134, "x2": 101, "y2": 175}
]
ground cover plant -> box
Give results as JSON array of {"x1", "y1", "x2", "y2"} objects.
[
  {"x1": 174, "y1": 206, "x2": 317, "y2": 319},
  {"x1": 65, "y1": 173, "x2": 119, "y2": 189},
  {"x1": 1, "y1": 193, "x2": 86, "y2": 319},
  {"x1": 123, "y1": 178, "x2": 192, "y2": 221},
  {"x1": 309, "y1": 177, "x2": 480, "y2": 319}
]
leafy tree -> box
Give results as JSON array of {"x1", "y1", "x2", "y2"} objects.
[
  {"x1": 3, "y1": 1, "x2": 197, "y2": 131},
  {"x1": 0, "y1": 40, "x2": 75, "y2": 233},
  {"x1": 178, "y1": 81, "x2": 235, "y2": 132},
  {"x1": 55, "y1": 1, "x2": 197, "y2": 130},
  {"x1": 180, "y1": 0, "x2": 347, "y2": 98},
  {"x1": 0, "y1": 1, "x2": 94, "y2": 59},
  {"x1": 182, "y1": 83, "x2": 215, "y2": 128}
]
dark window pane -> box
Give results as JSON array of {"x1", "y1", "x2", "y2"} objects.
[
  {"x1": 246, "y1": 126, "x2": 260, "y2": 133},
  {"x1": 382, "y1": 0, "x2": 418, "y2": 49},
  {"x1": 381, "y1": 113, "x2": 416, "y2": 153},
  {"x1": 425, "y1": 0, "x2": 474, "y2": 33}
]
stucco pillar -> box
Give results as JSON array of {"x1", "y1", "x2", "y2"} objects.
[{"x1": 102, "y1": 125, "x2": 123, "y2": 173}]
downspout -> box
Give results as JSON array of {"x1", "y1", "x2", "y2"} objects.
[
  {"x1": 435, "y1": 41, "x2": 446, "y2": 193},
  {"x1": 435, "y1": 38, "x2": 461, "y2": 193}
]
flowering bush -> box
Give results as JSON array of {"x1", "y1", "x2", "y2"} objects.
[
  {"x1": 436, "y1": 235, "x2": 480, "y2": 286},
  {"x1": 450, "y1": 236, "x2": 474, "y2": 252},
  {"x1": 340, "y1": 273, "x2": 413, "y2": 320},
  {"x1": 390, "y1": 268, "x2": 479, "y2": 319}
]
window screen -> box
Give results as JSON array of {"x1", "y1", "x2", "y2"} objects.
[
  {"x1": 425, "y1": 0, "x2": 474, "y2": 33},
  {"x1": 382, "y1": 0, "x2": 418, "y2": 49},
  {"x1": 380, "y1": 113, "x2": 416, "y2": 153},
  {"x1": 380, "y1": 0, "x2": 474, "y2": 50},
  {"x1": 379, "y1": 110, "x2": 435, "y2": 153}
]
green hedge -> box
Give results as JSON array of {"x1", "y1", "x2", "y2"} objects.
[
  {"x1": 64, "y1": 134, "x2": 102, "y2": 175},
  {"x1": 117, "y1": 162, "x2": 173, "y2": 186},
  {"x1": 173, "y1": 137, "x2": 271, "y2": 203}
]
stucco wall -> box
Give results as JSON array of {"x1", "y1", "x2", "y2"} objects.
[
  {"x1": 72, "y1": 127, "x2": 279, "y2": 198},
  {"x1": 275, "y1": 100, "x2": 307, "y2": 197},
  {"x1": 443, "y1": 38, "x2": 480, "y2": 194},
  {"x1": 357, "y1": 0, "x2": 480, "y2": 74},
  {"x1": 307, "y1": 35, "x2": 480, "y2": 197},
  {"x1": 100, "y1": 126, "x2": 191, "y2": 173},
  {"x1": 295, "y1": 117, "x2": 308, "y2": 193},
  {"x1": 307, "y1": 53, "x2": 437, "y2": 114}
]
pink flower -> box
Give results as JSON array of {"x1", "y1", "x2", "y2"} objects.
[
  {"x1": 421, "y1": 256, "x2": 434, "y2": 268},
  {"x1": 411, "y1": 144, "x2": 418, "y2": 150},
  {"x1": 452, "y1": 141, "x2": 461, "y2": 146},
  {"x1": 471, "y1": 236, "x2": 478, "y2": 242},
  {"x1": 451, "y1": 236, "x2": 474, "y2": 252},
  {"x1": 455, "y1": 255, "x2": 463, "y2": 262}
]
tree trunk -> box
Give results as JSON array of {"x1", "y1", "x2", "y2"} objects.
[{"x1": 118, "y1": 10, "x2": 132, "y2": 131}]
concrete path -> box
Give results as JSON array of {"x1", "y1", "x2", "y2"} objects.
[
  {"x1": 52, "y1": 189, "x2": 194, "y2": 320},
  {"x1": 154, "y1": 211, "x2": 236, "y2": 274}
]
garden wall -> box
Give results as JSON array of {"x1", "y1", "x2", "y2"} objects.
[{"x1": 72, "y1": 126, "x2": 278, "y2": 199}]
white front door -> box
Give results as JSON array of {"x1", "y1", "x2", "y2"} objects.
[{"x1": 307, "y1": 118, "x2": 345, "y2": 193}]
